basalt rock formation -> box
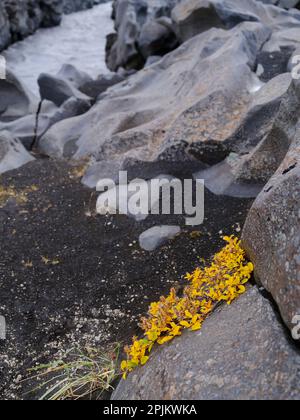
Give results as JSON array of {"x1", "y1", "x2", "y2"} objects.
[{"x1": 0, "y1": 0, "x2": 299, "y2": 401}]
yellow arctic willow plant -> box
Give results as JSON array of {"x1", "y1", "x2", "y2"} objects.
[{"x1": 121, "y1": 236, "x2": 254, "y2": 379}]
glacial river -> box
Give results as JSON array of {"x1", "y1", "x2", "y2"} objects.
[{"x1": 3, "y1": 2, "x2": 113, "y2": 95}]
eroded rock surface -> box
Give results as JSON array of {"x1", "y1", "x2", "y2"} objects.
[
  {"x1": 38, "y1": 22, "x2": 270, "y2": 166},
  {"x1": 242, "y1": 79, "x2": 300, "y2": 333},
  {"x1": 172, "y1": 0, "x2": 300, "y2": 51}
]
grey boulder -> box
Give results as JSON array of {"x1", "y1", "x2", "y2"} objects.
[
  {"x1": 193, "y1": 72, "x2": 293, "y2": 198},
  {"x1": 38, "y1": 72, "x2": 91, "y2": 107},
  {"x1": 112, "y1": 286, "x2": 300, "y2": 400},
  {"x1": 172, "y1": 0, "x2": 300, "y2": 51},
  {"x1": 106, "y1": 0, "x2": 181, "y2": 71},
  {"x1": 139, "y1": 225, "x2": 181, "y2": 251},
  {"x1": 56, "y1": 64, "x2": 93, "y2": 89},
  {"x1": 242, "y1": 79, "x2": 300, "y2": 334},
  {"x1": 0, "y1": 68, "x2": 38, "y2": 121},
  {"x1": 38, "y1": 22, "x2": 270, "y2": 163},
  {"x1": 0, "y1": 131, "x2": 34, "y2": 175},
  {"x1": 138, "y1": 18, "x2": 178, "y2": 60},
  {"x1": 79, "y1": 73, "x2": 125, "y2": 100}
]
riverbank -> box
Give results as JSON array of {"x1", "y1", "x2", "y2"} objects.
[{"x1": 3, "y1": 3, "x2": 113, "y2": 94}]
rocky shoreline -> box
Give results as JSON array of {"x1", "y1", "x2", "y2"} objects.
[
  {"x1": 0, "y1": 0, "x2": 299, "y2": 400},
  {"x1": 0, "y1": 0, "x2": 110, "y2": 51}
]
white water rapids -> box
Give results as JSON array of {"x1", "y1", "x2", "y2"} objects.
[{"x1": 3, "y1": 2, "x2": 113, "y2": 95}]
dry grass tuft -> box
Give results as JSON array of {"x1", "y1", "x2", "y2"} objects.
[{"x1": 28, "y1": 345, "x2": 121, "y2": 400}]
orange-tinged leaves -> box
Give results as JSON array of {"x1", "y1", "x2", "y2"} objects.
[{"x1": 121, "y1": 236, "x2": 254, "y2": 378}]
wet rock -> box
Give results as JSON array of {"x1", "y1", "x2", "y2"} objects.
[
  {"x1": 38, "y1": 22, "x2": 270, "y2": 163},
  {"x1": 112, "y1": 286, "x2": 300, "y2": 400},
  {"x1": 139, "y1": 225, "x2": 181, "y2": 251},
  {"x1": 0, "y1": 131, "x2": 34, "y2": 174},
  {"x1": 242, "y1": 79, "x2": 300, "y2": 334},
  {"x1": 0, "y1": 68, "x2": 38, "y2": 121}
]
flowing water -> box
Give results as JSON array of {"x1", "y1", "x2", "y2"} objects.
[{"x1": 3, "y1": 2, "x2": 113, "y2": 95}]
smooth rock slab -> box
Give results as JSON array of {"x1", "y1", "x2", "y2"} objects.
[
  {"x1": 112, "y1": 287, "x2": 300, "y2": 400},
  {"x1": 139, "y1": 226, "x2": 181, "y2": 251}
]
